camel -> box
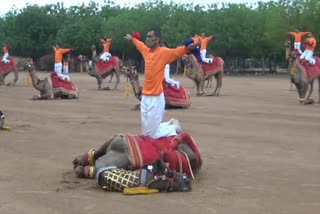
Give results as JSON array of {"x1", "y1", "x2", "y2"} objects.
[
  {"x1": 72, "y1": 132, "x2": 202, "y2": 183},
  {"x1": 25, "y1": 61, "x2": 79, "y2": 100},
  {"x1": 91, "y1": 159, "x2": 191, "y2": 193},
  {"x1": 0, "y1": 57, "x2": 18, "y2": 86},
  {"x1": 124, "y1": 66, "x2": 191, "y2": 109},
  {"x1": 182, "y1": 54, "x2": 224, "y2": 96},
  {"x1": 86, "y1": 45, "x2": 121, "y2": 90},
  {"x1": 287, "y1": 50, "x2": 320, "y2": 104}
]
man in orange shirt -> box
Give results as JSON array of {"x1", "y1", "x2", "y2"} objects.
[
  {"x1": 300, "y1": 32, "x2": 316, "y2": 65},
  {"x1": 53, "y1": 43, "x2": 72, "y2": 81},
  {"x1": 124, "y1": 29, "x2": 198, "y2": 139},
  {"x1": 100, "y1": 38, "x2": 112, "y2": 61},
  {"x1": 2, "y1": 44, "x2": 10, "y2": 63},
  {"x1": 200, "y1": 32, "x2": 215, "y2": 63},
  {"x1": 288, "y1": 29, "x2": 310, "y2": 54}
]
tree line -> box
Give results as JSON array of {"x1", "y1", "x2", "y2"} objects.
[{"x1": 0, "y1": 0, "x2": 319, "y2": 72}]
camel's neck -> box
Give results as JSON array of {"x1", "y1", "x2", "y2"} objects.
[
  {"x1": 128, "y1": 77, "x2": 142, "y2": 100},
  {"x1": 28, "y1": 69, "x2": 39, "y2": 87},
  {"x1": 92, "y1": 49, "x2": 97, "y2": 59},
  {"x1": 286, "y1": 48, "x2": 291, "y2": 61}
]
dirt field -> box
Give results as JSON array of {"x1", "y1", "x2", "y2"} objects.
[{"x1": 1, "y1": 72, "x2": 320, "y2": 214}]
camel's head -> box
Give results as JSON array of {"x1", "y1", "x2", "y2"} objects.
[
  {"x1": 24, "y1": 60, "x2": 35, "y2": 72},
  {"x1": 146, "y1": 159, "x2": 192, "y2": 192},
  {"x1": 0, "y1": 111, "x2": 5, "y2": 130},
  {"x1": 124, "y1": 66, "x2": 138, "y2": 81}
]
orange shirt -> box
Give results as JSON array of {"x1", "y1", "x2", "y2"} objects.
[
  {"x1": 305, "y1": 37, "x2": 316, "y2": 51},
  {"x1": 53, "y1": 47, "x2": 71, "y2": 63},
  {"x1": 132, "y1": 38, "x2": 187, "y2": 96},
  {"x1": 200, "y1": 36, "x2": 214, "y2": 51},
  {"x1": 191, "y1": 36, "x2": 202, "y2": 43},
  {"x1": 101, "y1": 38, "x2": 112, "y2": 52},
  {"x1": 3, "y1": 45, "x2": 8, "y2": 54},
  {"x1": 289, "y1": 32, "x2": 309, "y2": 42}
]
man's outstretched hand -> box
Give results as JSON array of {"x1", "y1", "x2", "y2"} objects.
[{"x1": 124, "y1": 34, "x2": 133, "y2": 41}]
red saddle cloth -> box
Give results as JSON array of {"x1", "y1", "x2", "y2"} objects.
[
  {"x1": 125, "y1": 132, "x2": 202, "y2": 176},
  {"x1": 50, "y1": 72, "x2": 78, "y2": 96},
  {"x1": 0, "y1": 59, "x2": 16, "y2": 74},
  {"x1": 297, "y1": 55, "x2": 320, "y2": 82},
  {"x1": 201, "y1": 57, "x2": 223, "y2": 78},
  {"x1": 95, "y1": 56, "x2": 119, "y2": 75},
  {"x1": 163, "y1": 83, "x2": 190, "y2": 108}
]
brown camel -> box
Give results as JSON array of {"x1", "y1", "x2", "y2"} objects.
[
  {"x1": 182, "y1": 54, "x2": 224, "y2": 96},
  {"x1": 124, "y1": 66, "x2": 190, "y2": 109},
  {"x1": 86, "y1": 45, "x2": 121, "y2": 90},
  {"x1": 287, "y1": 50, "x2": 320, "y2": 104},
  {"x1": 25, "y1": 61, "x2": 79, "y2": 100},
  {"x1": 73, "y1": 133, "x2": 201, "y2": 183},
  {"x1": 0, "y1": 57, "x2": 18, "y2": 86}
]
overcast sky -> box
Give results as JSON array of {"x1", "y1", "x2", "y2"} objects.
[{"x1": 1, "y1": 0, "x2": 270, "y2": 15}]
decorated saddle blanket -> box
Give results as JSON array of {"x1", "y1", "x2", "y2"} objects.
[
  {"x1": 297, "y1": 55, "x2": 320, "y2": 82},
  {"x1": 163, "y1": 83, "x2": 190, "y2": 107},
  {"x1": 49, "y1": 72, "x2": 78, "y2": 97},
  {"x1": 0, "y1": 58, "x2": 16, "y2": 74},
  {"x1": 201, "y1": 57, "x2": 223, "y2": 78},
  {"x1": 96, "y1": 56, "x2": 119, "y2": 76},
  {"x1": 125, "y1": 132, "x2": 202, "y2": 177}
]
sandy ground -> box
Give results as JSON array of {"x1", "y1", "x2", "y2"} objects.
[{"x1": 1, "y1": 71, "x2": 320, "y2": 214}]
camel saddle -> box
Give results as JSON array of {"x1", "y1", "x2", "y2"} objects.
[
  {"x1": 49, "y1": 72, "x2": 79, "y2": 98},
  {"x1": 163, "y1": 82, "x2": 190, "y2": 108},
  {"x1": 0, "y1": 59, "x2": 16, "y2": 74},
  {"x1": 295, "y1": 52, "x2": 320, "y2": 82},
  {"x1": 95, "y1": 56, "x2": 119, "y2": 76},
  {"x1": 125, "y1": 132, "x2": 202, "y2": 178},
  {"x1": 200, "y1": 57, "x2": 223, "y2": 78}
]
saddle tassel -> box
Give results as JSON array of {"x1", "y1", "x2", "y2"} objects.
[
  {"x1": 26, "y1": 73, "x2": 32, "y2": 87},
  {"x1": 125, "y1": 77, "x2": 130, "y2": 99}
]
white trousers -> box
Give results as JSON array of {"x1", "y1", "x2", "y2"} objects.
[
  {"x1": 294, "y1": 42, "x2": 302, "y2": 53},
  {"x1": 141, "y1": 93, "x2": 177, "y2": 139},
  {"x1": 164, "y1": 64, "x2": 179, "y2": 88},
  {"x1": 2, "y1": 53, "x2": 9, "y2": 63},
  {"x1": 63, "y1": 65, "x2": 69, "y2": 74},
  {"x1": 100, "y1": 52, "x2": 111, "y2": 61},
  {"x1": 200, "y1": 50, "x2": 213, "y2": 63},
  {"x1": 54, "y1": 62, "x2": 70, "y2": 81},
  {"x1": 300, "y1": 50, "x2": 315, "y2": 65}
]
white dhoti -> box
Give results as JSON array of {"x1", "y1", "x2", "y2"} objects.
[
  {"x1": 100, "y1": 52, "x2": 111, "y2": 61},
  {"x1": 294, "y1": 42, "x2": 302, "y2": 53},
  {"x1": 200, "y1": 49, "x2": 213, "y2": 63},
  {"x1": 63, "y1": 65, "x2": 69, "y2": 74},
  {"x1": 140, "y1": 93, "x2": 178, "y2": 139},
  {"x1": 54, "y1": 62, "x2": 70, "y2": 81},
  {"x1": 2, "y1": 53, "x2": 9, "y2": 63},
  {"x1": 300, "y1": 50, "x2": 315, "y2": 65}
]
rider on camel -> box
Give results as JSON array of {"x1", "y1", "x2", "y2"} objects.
[
  {"x1": 53, "y1": 43, "x2": 72, "y2": 81},
  {"x1": 200, "y1": 32, "x2": 215, "y2": 64},
  {"x1": 100, "y1": 37, "x2": 112, "y2": 62},
  {"x1": 2, "y1": 44, "x2": 10, "y2": 64},
  {"x1": 288, "y1": 29, "x2": 310, "y2": 54},
  {"x1": 300, "y1": 32, "x2": 316, "y2": 65}
]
